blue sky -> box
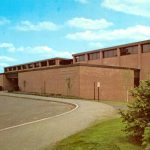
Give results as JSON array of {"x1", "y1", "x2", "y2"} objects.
[{"x1": 0, "y1": 0, "x2": 150, "y2": 72}]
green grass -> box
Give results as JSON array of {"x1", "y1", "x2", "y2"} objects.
[{"x1": 49, "y1": 118, "x2": 142, "y2": 150}]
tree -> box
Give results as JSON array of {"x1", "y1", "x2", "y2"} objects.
[
  {"x1": 120, "y1": 78, "x2": 150, "y2": 144},
  {"x1": 142, "y1": 123, "x2": 150, "y2": 150}
]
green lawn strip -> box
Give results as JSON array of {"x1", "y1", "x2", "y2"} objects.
[{"x1": 50, "y1": 118, "x2": 142, "y2": 150}]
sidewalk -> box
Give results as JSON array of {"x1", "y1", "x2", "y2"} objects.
[{"x1": 0, "y1": 92, "x2": 116, "y2": 150}]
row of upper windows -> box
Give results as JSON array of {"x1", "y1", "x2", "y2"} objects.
[
  {"x1": 75, "y1": 43, "x2": 150, "y2": 62},
  {"x1": 5, "y1": 60, "x2": 56, "y2": 72}
]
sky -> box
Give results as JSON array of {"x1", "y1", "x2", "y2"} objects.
[{"x1": 0, "y1": 0, "x2": 150, "y2": 72}]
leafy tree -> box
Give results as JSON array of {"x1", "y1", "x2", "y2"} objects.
[
  {"x1": 120, "y1": 78, "x2": 150, "y2": 144},
  {"x1": 142, "y1": 123, "x2": 150, "y2": 150}
]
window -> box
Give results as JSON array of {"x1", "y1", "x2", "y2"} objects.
[
  {"x1": 142, "y1": 43, "x2": 150, "y2": 53},
  {"x1": 17, "y1": 66, "x2": 21, "y2": 70},
  {"x1": 34, "y1": 62, "x2": 40, "y2": 68},
  {"x1": 22, "y1": 65, "x2": 27, "y2": 69},
  {"x1": 28, "y1": 64, "x2": 33, "y2": 68},
  {"x1": 9, "y1": 68, "x2": 12, "y2": 71},
  {"x1": 13, "y1": 67, "x2": 16, "y2": 70},
  {"x1": 41, "y1": 61, "x2": 47, "y2": 67},
  {"x1": 103, "y1": 49, "x2": 117, "y2": 58},
  {"x1": 120, "y1": 46, "x2": 138, "y2": 56},
  {"x1": 75, "y1": 55, "x2": 85, "y2": 62},
  {"x1": 60, "y1": 59, "x2": 73, "y2": 65},
  {"x1": 88, "y1": 52, "x2": 100, "y2": 60},
  {"x1": 48, "y1": 60, "x2": 55, "y2": 66}
]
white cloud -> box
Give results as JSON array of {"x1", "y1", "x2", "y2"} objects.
[
  {"x1": 89, "y1": 42, "x2": 103, "y2": 49},
  {"x1": 50, "y1": 51, "x2": 72, "y2": 58},
  {"x1": 0, "y1": 42, "x2": 72, "y2": 58},
  {"x1": 26, "y1": 46, "x2": 53, "y2": 53},
  {"x1": 0, "y1": 56, "x2": 16, "y2": 62},
  {"x1": 75, "y1": 0, "x2": 89, "y2": 4},
  {"x1": 102, "y1": 0, "x2": 150, "y2": 18},
  {"x1": 68, "y1": 17, "x2": 113, "y2": 30},
  {"x1": 0, "y1": 18, "x2": 10, "y2": 25},
  {"x1": 66, "y1": 25, "x2": 150, "y2": 41},
  {"x1": 15, "y1": 20, "x2": 59, "y2": 31},
  {"x1": 0, "y1": 43, "x2": 16, "y2": 52}
]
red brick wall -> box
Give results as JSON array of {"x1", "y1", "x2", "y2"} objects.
[
  {"x1": 18, "y1": 66, "x2": 80, "y2": 97},
  {"x1": 79, "y1": 66, "x2": 134, "y2": 101},
  {"x1": 18, "y1": 65, "x2": 134, "y2": 101},
  {"x1": 141, "y1": 53, "x2": 150, "y2": 79},
  {"x1": 102, "y1": 57, "x2": 119, "y2": 66},
  {"x1": 120, "y1": 54, "x2": 138, "y2": 68},
  {"x1": 0, "y1": 74, "x2": 3, "y2": 89}
]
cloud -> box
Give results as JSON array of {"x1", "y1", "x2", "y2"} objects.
[
  {"x1": 67, "y1": 17, "x2": 113, "y2": 30},
  {"x1": 89, "y1": 42, "x2": 103, "y2": 49},
  {"x1": 0, "y1": 42, "x2": 72, "y2": 58},
  {"x1": 75, "y1": 0, "x2": 89, "y2": 4},
  {"x1": 0, "y1": 43, "x2": 16, "y2": 52},
  {"x1": 15, "y1": 20, "x2": 59, "y2": 31},
  {"x1": 66, "y1": 25, "x2": 150, "y2": 41},
  {"x1": 102, "y1": 0, "x2": 150, "y2": 18},
  {"x1": 0, "y1": 18, "x2": 10, "y2": 25},
  {"x1": 0, "y1": 56, "x2": 16, "y2": 62},
  {"x1": 26, "y1": 46, "x2": 53, "y2": 53}
]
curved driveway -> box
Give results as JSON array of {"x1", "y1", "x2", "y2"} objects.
[{"x1": 0, "y1": 92, "x2": 116, "y2": 150}]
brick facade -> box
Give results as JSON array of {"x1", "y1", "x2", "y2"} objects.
[{"x1": 1, "y1": 39, "x2": 150, "y2": 101}]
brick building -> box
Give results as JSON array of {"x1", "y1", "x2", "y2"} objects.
[{"x1": 0, "y1": 39, "x2": 150, "y2": 101}]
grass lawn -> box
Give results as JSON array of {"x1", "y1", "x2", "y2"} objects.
[{"x1": 49, "y1": 118, "x2": 142, "y2": 150}]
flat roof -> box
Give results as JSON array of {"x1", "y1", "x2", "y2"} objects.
[
  {"x1": 73, "y1": 39, "x2": 150, "y2": 56},
  {"x1": 4, "y1": 57, "x2": 72, "y2": 69},
  {"x1": 4, "y1": 63, "x2": 139, "y2": 74}
]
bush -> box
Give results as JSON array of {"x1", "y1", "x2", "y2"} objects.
[
  {"x1": 142, "y1": 123, "x2": 150, "y2": 150},
  {"x1": 120, "y1": 78, "x2": 150, "y2": 144}
]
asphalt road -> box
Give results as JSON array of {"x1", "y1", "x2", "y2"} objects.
[
  {"x1": 0, "y1": 92, "x2": 116, "y2": 150},
  {"x1": 0, "y1": 95, "x2": 74, "y2": 130}
]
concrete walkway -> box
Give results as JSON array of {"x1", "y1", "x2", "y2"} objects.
[{"x1": 0, "y1": 92, "x2": 116, "y2": 150}]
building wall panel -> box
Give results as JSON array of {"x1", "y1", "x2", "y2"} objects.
[
  {"x1": 120, "y1": 54, "x2": 138, "y2": 68},
  {"x1": 18, "y1": 66, "x2": 80, "y2": 97},
  {"x1": 102, "y1": 57, "x2": 119, "y2": 66},
  {"x1": 141, "y1": 53, "x2": 150, "y2": 79},
  {"x1": 79, "y1": 66, "x2": 134, "y2": 101}
]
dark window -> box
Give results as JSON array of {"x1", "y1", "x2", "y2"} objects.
[
  {"x1": 28, "y1": 64, "x2": 33, "y2": 68},
  {"x1": 22, "y1": 65, "x2": 27, "y2": 69},
  {"x1": 75, "y1": 55, "x2": 85, "y2": 62},
  {"x1": 142, "y1": 43, "x2": 150, "y2": 53},
  {"x1": 17, "y1": 66, "x2": 21, "y2": 70},
  {"x1": 120, "y1": 46, "x2": 138, "y2": 56},
  {"x1": 103, "y1": 49, "x2": 117, "y2": 58},
  {"x1": 9, "y1": 68, "x2": 12, "y2": 71},
  {"x1": 48, "y1": 60, "x2": 55, "y2": 66},
  {"x1": 13, "y1": 67, "x2": 16, "y2": 70},
  {"x1": 60, "y1": 59, "x2": 73, "y2": 65},
  {"x1": 34, "y1": 63, "x2": 40, "y2": 68},
  {"x1": 88, "y1": 52, "x2": 100, "y2": 60},
  {"x1": 41, "y1": 61, "x2": 47, "y2": 67}
]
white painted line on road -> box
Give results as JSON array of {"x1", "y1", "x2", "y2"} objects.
[{"x1": 0, "y1": 103, "x2": 79, "y2": 132}]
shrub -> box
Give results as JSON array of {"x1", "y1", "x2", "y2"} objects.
[
  {"x1": 120, "y1": 78, "x2": 150, "y2": 144},
  {"x1": 142, "y1": 123, "x2": 150, "y2": 150}
]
